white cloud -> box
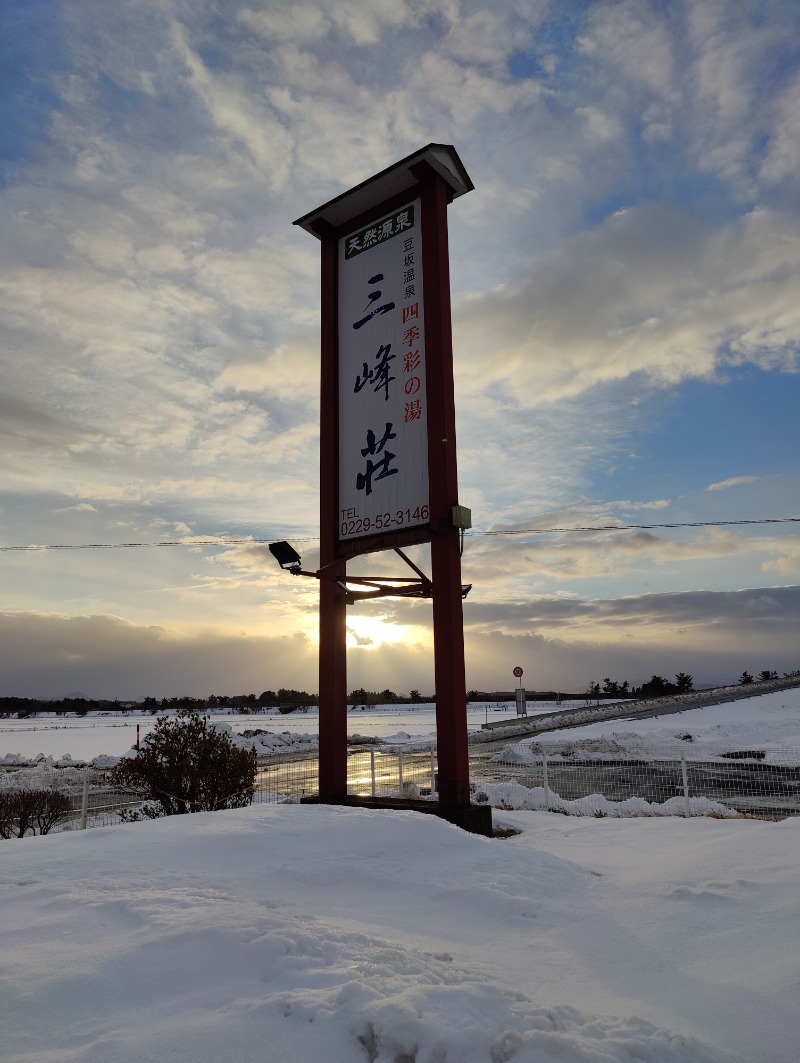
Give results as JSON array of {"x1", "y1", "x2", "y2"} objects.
[
  {"x1": 136, "y1": 244, "x2": 188, "y2": 273},
  {"x1": 761, "y1": 540, "x2": 800, "y2": 579},
  {"x1": 441, "y1": 5, "x2": 543, "y2": 66},
  {"x1": 239, "y1": 0, "x2": 439, "y2": 48},
  {"x1": 213, "y1": 339, "x2": 317, "y2": 399},
  {"x1": 453, "y1": 204, "x2": 800, "y2": 408},
  {"x1": 54, "y1": 502, "x2": 98, "y2": 514},
  {"x1": 759, "y1": 70, "x2": 800, "y2": 187},
  {"x1": 1, "y1": 0, "x2": 797, "y2": 696},
  {"x1": 575, "y1": 105, "x2": 625, "y2": 144},
  {"x1": 3, "y1": 583, "x2": 797, "y2": 697},
  {"x1": 578, "y1": 0, "x2": 678, "y2": 99},
  {"x1": 467, "y1": 526, "x2": 760, "y2": 591},
  {"x1": 237, "y1": 4, "x2": 330, "y2": 45},
  {"x1": 170, "y1": 23, "x2": 294, "y2": 190},
  {"x1": 706, "y1": 475, "x2": 759, "y2": 491}
]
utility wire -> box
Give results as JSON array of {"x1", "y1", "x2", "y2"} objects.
[
  {"x1": 0, "y1": 537, "x2": 319, "y2": 552},
  {"x1": 0, "y1": 517, "x2": 798, "y2": 551},
  {"x1": 485, "y1": 517, "x2": 800, "y2": 536}
]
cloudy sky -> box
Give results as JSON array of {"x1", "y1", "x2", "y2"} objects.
[{"x1": 1, "y1": 0, "x2": 798, "y2": 700}]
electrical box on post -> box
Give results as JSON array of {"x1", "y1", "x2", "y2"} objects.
[{"x1": 450, "y1": 505, "x2": 472, "y2": 530}]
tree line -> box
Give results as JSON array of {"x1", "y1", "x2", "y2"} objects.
[
  {"x1": 583, "y1": 669, "x2": 788, "y2": 703},
  {"x1": 0, "y1": 690, "x2": 316, "y2": 718},
  {"x1": 1, "y1": 669, "x2": 792, "y2": 718}
]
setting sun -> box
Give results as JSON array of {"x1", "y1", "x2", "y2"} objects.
[{"x1": 346, "y1": 613, "x2": 428, "y2": 650}]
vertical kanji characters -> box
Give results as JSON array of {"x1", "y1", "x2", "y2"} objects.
[
  {"x1": 339, "y1": 200, "x2": 427, "y2": 537},
  {"x1": 356, "y1": 422, "x2": 397, "y2": 495},
  {"x1": 352, "y1": 273, "x2": 396, "y2": 330},
  {"x1": 354, "y1": 343, "x2": 395, "y2": 401}
]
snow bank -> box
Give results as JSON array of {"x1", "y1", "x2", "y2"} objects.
[
  {"x1": 488, "y1": 688, "x2": 800, "y2": 765},
  {"x1": 473, "y1": 779, "x2": 738, "y2": 818}
]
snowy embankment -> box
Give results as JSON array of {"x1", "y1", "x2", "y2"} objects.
[
  {"x1": 470, "y1": 675, "x2": 800, "y2": 745},
  {"x1": 492, "y1": 686, "x2": 800, "y2": 760},
  {"x1": 2, "y1": 803, "x2": 798, "y2": 1063}
]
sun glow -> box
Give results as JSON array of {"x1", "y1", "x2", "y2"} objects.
[{"x1": 346, "y1": 613, "x2": 428, "y2": 650}]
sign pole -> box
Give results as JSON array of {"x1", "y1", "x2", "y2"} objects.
[
  {"x1": 417, "y1": 165, "x2": 470, "y2": 806},
  {"x1": 513, "y1": 666, "x2": 526, "y2": 717},
  {"x1": 318, "y1": 224, "x2": 349, "y2": 799}
]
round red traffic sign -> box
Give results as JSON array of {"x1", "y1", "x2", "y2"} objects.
[{"x1": 513, "y1": 666, "x2": 524, "y2": 678}]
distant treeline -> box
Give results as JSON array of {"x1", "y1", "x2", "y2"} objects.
[
  {"x1": 1, "y1": 670, "x2": 792, "y2": 717},
  {"x1": 0, "y1": 688, "x2": 424, "y2": 718},
  {"x1": 0, "y1": 691, "x2": 316, "y2": 718}
]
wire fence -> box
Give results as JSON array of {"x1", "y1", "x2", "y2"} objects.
[
  {"x1": 2, "y1": 746, "x2": 799, "y2": 835},
  {"x1": 0, "y1": 765, "x2": 146, "y2": 832},
  {"x1": 471, "y1": 748, "x2": 800, "y2": 819}
]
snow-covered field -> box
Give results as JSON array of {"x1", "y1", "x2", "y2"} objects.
[
  {"x1": 3, "y1": 690, "x2": 799, "y2": 764},
  {"x1": 0, "y1": 701, "x2": 584, "y2": 763},
  {"x1": 2, "y1": 691, "x2": 799, "y2": 1062}
]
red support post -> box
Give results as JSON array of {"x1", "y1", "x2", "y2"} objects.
[
  {"x1": 317, "y1": 226, "x2": 348, "y2": 798},
  {"x1": 416, "y1": 167, "x2": 471, "y2": 807}
]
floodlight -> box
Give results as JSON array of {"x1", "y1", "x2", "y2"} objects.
[{"x1": 268, "y1": 540, "x2": 302, "y2": 572}]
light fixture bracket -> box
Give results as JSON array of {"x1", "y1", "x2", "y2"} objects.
[{"x1": 269, "y1": 542, "x2": 472, "y2": 602}]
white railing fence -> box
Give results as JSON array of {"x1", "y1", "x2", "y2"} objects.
[
  {"x1": 2, "y1": 747, "x2": 798, "y2": 835},
  {"x1": 471, "y1": 748, "x2": 800, "y2": 818}
]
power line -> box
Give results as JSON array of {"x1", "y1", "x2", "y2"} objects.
[
  {"x1": 0, "y1": 537, "x2": 320, "y2": 552},
  {"x1": 0, "y1": 517, "x2": 797, "y2": 552},
  {"x1": 486, "y1": 517, "x2": 800, "y2": 536}
]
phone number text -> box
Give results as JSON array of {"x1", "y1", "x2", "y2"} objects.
[{"x1": 340, "y1": 505, "x2": 429, "y2": 538}]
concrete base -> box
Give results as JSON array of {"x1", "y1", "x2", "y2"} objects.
[{"x1": 301, "y1": 795, "x2": 493, "y2": 837}]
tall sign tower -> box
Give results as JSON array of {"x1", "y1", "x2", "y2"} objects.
[{"x1": 294, "y1": 144, "x2": 474, "y2": 808}]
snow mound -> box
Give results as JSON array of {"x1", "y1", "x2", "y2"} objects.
[
  {"x1": 90, "y1": 753, "x2": 120, "y2": 768},
  {"x1": 0, "y1": 805, "x2": 747, "y2": 1063},
  {"x1": 529, "y1": 733, "x2": 650, "y2": 758},
  {"x1": 474, "y1": 780, "x2": 738, "y2": 818},
  {"x1": 491, "y1": 742, "x2": 537, "y2": 765},
  {"x1": 233, "y1": 728, "x2": 318, "y2": 754},
  {"x1": 0, "y1": 752, "x2": 29, "y2": 765}
]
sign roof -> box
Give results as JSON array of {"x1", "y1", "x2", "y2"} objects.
[{"x1": 293, "y1": 143, "x2": 473, "y2": 238}]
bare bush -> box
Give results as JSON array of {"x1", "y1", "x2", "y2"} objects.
[
  {"x1": 109, "y1": 711, "x2": 257, "y2": 817},
  {"x1": 0, "y1": 789, "x2": 73, "y2": 838}
]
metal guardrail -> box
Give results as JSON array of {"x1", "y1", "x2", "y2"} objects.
[{"x1": 476, "y1": 676, "x2": 800, "y2": 741}]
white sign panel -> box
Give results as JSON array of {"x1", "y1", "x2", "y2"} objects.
[{"x1": 337, "y1": 200, "x2": 429, "y2": 542}]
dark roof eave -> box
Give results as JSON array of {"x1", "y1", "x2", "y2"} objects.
[{"x1": 293, "y1": 143, "x2": 473, "y2": 239}]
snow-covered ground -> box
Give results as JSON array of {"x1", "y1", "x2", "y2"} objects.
[
  {"x1": 0, "y1": 701, "x2": 587, "y2": 764},
  {"x1": 490, "y1": 688, "x2": 800, "y2": 760},
  {"x1": 2, "y1": 801, "x2": 797, "y2": 1063},
  {"x1": 2, "y1": 690, "x2": 799, "y2": 765},
  {"x1": 2, "y1": 690, "x2": 799, "y2": 1062}
]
